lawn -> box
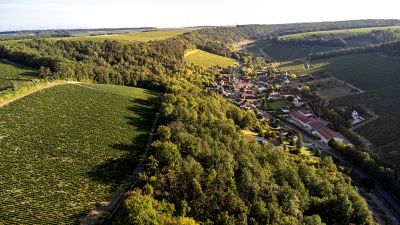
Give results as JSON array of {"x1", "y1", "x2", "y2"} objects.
[
  {"x1": 47, "y1": 29, "x2": 192, "y2": 42},
  {"x1": 267, "y1": 99, "x2": 289, "y2": 110},
  {"x1": 279, "y1": 26, "x2": 400, "y2": 40},
  {"x1": 0, "y1": 59, "x2": 38, "y2": 92},
  {"x1": 0, "y1": 84, "x2": 160, "y2": 224},
  {"x1": 184, "y1": 49, "x2": 239, "y2": 68}
]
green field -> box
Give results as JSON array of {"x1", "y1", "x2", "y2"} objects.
[
  {"x1": 280, "y1": 53, "x2": 400, "y2": 149},
  {"x1": 267, "y1": 99, "x2": 290, "y2": 110},
  {"x1": 48, "y1": 29, "x2": 192, "y2": 42},
  {"x1": 184, "y1": 49, "x2": 239, "y2": 68},
  {"x1": 279, "y1": 26, "x2": 400, "y2": 40},
  {"x1": 262, "y1": 43, "x2": 339, "y2": 61},
  {"x1": 280, "y1": 53, "x2": 400, "y2": 90},
  {"x1": 0, "y1": 84, "x2": 160, "y2": 224},
  {"x1": 0, "y1": 59, "x2": 38, "y2": 92}
]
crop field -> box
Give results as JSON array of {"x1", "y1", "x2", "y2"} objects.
[
  {"x1": 284, "y1": 53, "x2": 400, "y2": 149},
  {"x1": 48, "y1": 29, "x2": 192, "y2": 42},
  {"x1": 184, "y1": 49, "x2": 239, "y2": 68},
  {"x1": 280, "y1": 53, "x2": 400, "y2": 90},
  {"x1": 0, "y1": 59, "x2": 38, "y2": 92},
  {"x1": 262, "y1": 43, "x2": 339, "y2": 61},
  {"x1": 0, "y1": 84, "x2": 160, "y2": 224},
  {"x1": 335, "y1": 84, "x2": 400, "y2": 147},
  {"x1": 279, "y1": 26, "x2": 400, "y2": 40},
  {"x1": 378, "y1": 141, "x2": 400, "y2": 171}
]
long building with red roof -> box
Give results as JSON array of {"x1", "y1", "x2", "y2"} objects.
[{"x1": 289, "y1": 110, "x2": 344, "y2": 144}]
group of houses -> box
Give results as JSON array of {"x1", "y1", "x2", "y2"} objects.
[
  {"x1": 205, "y1": 71, "x2": 301, "y2": 111},
  {"x1": 206, "y1": 70, "x2": 346, "y2": 145}
]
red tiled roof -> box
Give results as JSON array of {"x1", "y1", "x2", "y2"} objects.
[
  {"x1": 289, "y1": 111, "x2": 313, "y2": 124},
  {"x1": 290, "y1": 110, "x2": 340, "y2": 140},
  {"x1": 309, "y1": 120, "x2": 338, "y2": 140}
]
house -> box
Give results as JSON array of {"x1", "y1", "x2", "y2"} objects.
[
  {"x1": 258, "y1": 87, "x2": 268, "y2": 93},
  {"x1": 289, "y1": 111, "x2": 313, "y2": 129},
  {"x1": 281, "y1": 108, "x2": 290, "y2": 114},
  {"x1": 351, "y1": 110, "x2": 365, "y2": 125},
  {"x1": 293, "y1": 96, "x2": 305, "y2": 107},
  {"x1": 304, "y1": 61, "x2": 310, "y2": 69},
  {"x1": 268, "y1": 91, "x2": 283, "y2": 100},
  {"x1": 298, "y1": 109, "x2": 314, "y2": 118}
]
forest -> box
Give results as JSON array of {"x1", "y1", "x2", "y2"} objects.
[{"x1": 0, "y1": 24, "x2": 382, "y2": 224}]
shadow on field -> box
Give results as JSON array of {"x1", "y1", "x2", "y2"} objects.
[{"x1": 87, "y1": 96, "x2": 160, "y2": 185}]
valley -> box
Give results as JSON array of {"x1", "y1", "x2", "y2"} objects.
[{"x1": 1, "y1": 19, "x2": 400, "y2": 224}]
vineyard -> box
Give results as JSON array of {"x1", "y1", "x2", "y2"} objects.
[
  {"x1": 0, "y1": 84, "x2": 160, "y2": 224},
  {"x1": 262, "y1": 43, "x2": 338, "y2": 61},
  {"x1": 184, "y1": 49, "x2": 239, "y2": 68},
  {"x1": 379, "y1": 140, "x2": 400, "y2": 171}
]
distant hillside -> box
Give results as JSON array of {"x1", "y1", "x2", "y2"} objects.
[{"x1": 184, "y1": 49, "x2": 239, "y2": 68}]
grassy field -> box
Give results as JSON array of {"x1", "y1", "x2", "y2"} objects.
[
  {"x1": 267, "y1": 99, "x2": 289, "y2": 110},
  {"x1": 0, "y1": 84, "x2": 160, "y2": 224},
  {"x1": 47, "y1": 29, "x2": 192, "y2": 42},
  {"x1": 279, "y1": 26, "x2": 400, "y2": 40},
  {"x1": 184, "y1": 49, "x2": 239, "y2": 68},
  {"x1": 0, "y1": 59, "x2": 38, "y2": 92}
]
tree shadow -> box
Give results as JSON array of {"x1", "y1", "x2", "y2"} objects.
[{"x1": 87, "y1": 96, "x2": 160, "y2": 185}]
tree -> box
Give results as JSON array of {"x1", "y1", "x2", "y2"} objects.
[
  {"x1": 39, "y1": 66, "x2": 52, "y2": 79},
  {"x1": 286, "y1": 95, "x2": 295, "y2": 102},
  {"x1": 296, "y1": 134, "x2": 304, "y2": 150},
  {"x1": 289, "y1": 74, "x2": 297, "y2": 80}
]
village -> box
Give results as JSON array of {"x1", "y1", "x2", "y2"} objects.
[{"x1": 205, "y1": 67, "x2": 356, "y2": 148}]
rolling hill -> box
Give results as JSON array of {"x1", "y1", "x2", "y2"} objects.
[{"x1": 184, "y1": 49, "x2": 239, "y2": 68}]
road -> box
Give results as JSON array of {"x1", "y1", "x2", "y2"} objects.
[
  {"x1": 272, "y1": 114, "x2": 400, "y2": 225},
  {"x1": 259, "y1": 44, "x2": 270, "y2": 59}
]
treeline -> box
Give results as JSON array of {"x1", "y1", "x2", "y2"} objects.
[
  {"x1": 0, "y1": 33, "x2": 71, "y2": 41},
  {"x1": 0, "y1": 27, "x2": 378, "y2": 224},
  {"x1": 329, "y1": 140, "x2": 400, "y2": 202},
  {"x1": 276, "y1": 29, "x2": 400, "y2": 47},
  {"x1": 236, "y1": 19, "x2": 400, "y2": 39}
]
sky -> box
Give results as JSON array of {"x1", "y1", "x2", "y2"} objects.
[{"x1": 1, "y1": 0, "x2": 400, "y2": 31}]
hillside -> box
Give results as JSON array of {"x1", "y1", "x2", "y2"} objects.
[
  {"x1": 184, "y1": 49, "x2": 239, "y2": 68},
  {"x1": 47, "y1": 29, "x2": 192, "y2": 42},
  {"x1": 0, "y1": 83, "x2": 160, "y2": 224},
  {"x1": 279, "y1": 25, "x2": 400, "y2": 40}
]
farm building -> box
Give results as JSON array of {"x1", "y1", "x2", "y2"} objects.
[{"x1": 289, "y1": 110, "x2": 344, "y2": 144}]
